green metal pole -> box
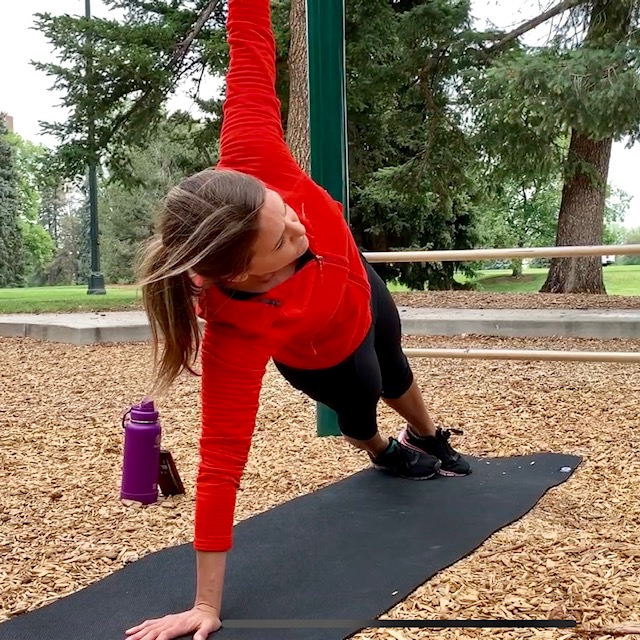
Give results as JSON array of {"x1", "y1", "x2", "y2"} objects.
[
  {"x1": 306, "y1": 0, "x2": 349, "y2": 437},
  {"x1": 85, "y1": 0, "x2": 106, "y2": 295}
]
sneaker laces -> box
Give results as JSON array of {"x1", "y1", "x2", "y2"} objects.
[
  {"x1": 436, "y1": 427, "x2": 463, "y2": 459},
  {"x1": 440, "y1": 427, "x2": 464, "y2": 438}
]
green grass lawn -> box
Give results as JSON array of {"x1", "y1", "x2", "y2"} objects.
[
  {"x1": 0, "y1": 285, "x2": 142, "y2": 314},
  {"x1": 1, "y1": 265, "x2": 638, "y2": 314},
  {"x1": 468, "y1": 264, "x2": 640, "y2": 295}
]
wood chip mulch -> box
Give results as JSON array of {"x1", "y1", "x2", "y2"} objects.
[
  {"x1": 1, "y1": 333, "x2": 640, "y2": 639},
  {"x1": 392, "y1": 291, "x2": 640, "y2": 310}
]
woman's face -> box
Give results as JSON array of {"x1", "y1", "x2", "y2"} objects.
[{"x1": 243, "y1": 188, "x2": 309, "y2": 281}]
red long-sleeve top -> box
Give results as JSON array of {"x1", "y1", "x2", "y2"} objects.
[{"x1": 194, "y1": 0, "x2": 372, "y2": 552}]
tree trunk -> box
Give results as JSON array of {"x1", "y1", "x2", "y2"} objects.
[
  {"x1": 540, "y1": 0, "x2": 632, "y2": 294},
  {"x1": 540, "y1": 131, "x2": 612, "y2": 293},
  {"x1": 285, "y1": 0, "x2": 311, "y2": 173},
  {"x1": 511, "y1": 258, "x2": 523, "y2": 277}
]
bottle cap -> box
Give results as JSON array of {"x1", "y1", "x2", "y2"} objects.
[{"x1": 130, "y1": 399, "x2": 159, "y2": 422}]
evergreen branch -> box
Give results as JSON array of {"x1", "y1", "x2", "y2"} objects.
[
  {"x1": 419, "y1": 0, "x2": 590, "y2": 89},
  {"x1": 192, "y1": 62, "x2": 208, "y2": 101},
  {"x1": 484, "y1": 0, "x2": 589, "y2": 54},
  {"x1": 174, "y1": 0, "x2": 221, "y2": 67},
  {"x1": 104, "y1": 0, "x2": 176, "y2": 19},
  {"x1": 105, "y1": 0, "x2": 222, "y2": 145}
]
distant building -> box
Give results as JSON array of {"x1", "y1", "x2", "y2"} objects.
[{"x1": 2, "y1": 113, "x2": 13, "y2": 132}]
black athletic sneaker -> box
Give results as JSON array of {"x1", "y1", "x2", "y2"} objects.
[
  {"x1": 398, "y1": 426, "x2": 471, "y2": 477},
  {"x1": 370, "y1": 437, "x2": 441, "y2": 480}
]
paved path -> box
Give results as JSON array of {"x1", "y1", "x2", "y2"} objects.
[{"x1": 1, "y1": 308, "x2": 638, "y2": 345}]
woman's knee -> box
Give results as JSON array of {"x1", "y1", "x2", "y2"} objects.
[
  {"x1": 337, "y1": 407, "x2": 379, "y2": 441},
  {"x1": 380, "y1": 361, "x2": 414, "y2": 400}
]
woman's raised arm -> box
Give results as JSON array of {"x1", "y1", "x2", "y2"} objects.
[{"x1": 217, "y1": 0, "x2": 304, "y2": 188}]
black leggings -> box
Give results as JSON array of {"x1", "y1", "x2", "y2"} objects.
[{"x1": 274, "y1": 261, "x2": 413, "y2": 441}]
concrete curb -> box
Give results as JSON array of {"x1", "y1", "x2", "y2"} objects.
[
  {"x1": 398, "y1": 308, "x2": 640, "y2": 340},
  {"x1": 0, "y1": 312, "x2": 153, "y2": 346},
  {"x1": 1, "y1": 308, "x2": 639, "y2": 345}
]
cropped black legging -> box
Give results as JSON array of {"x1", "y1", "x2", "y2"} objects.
[{"x1": 274, "y1": 261, "x2": 414, "y2": 441}]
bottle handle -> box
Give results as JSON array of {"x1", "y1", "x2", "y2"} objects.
[{"x1": 121, "y1": 408, "x2": 132, "y2": 430}]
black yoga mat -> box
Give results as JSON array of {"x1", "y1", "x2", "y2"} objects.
[{"x1": 0, "y1": 453, "x2": 581, "y2": 640}]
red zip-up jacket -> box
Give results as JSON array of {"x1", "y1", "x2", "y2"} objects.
[{"x1": 194, "y1": 0, "x2": 372, "y2": 552}]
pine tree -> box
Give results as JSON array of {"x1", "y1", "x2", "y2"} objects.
[
  {"x1": 541, "y1": 1, "x2": 637, "y2": 293},
  {"x1": 472, "y1": 0, "x2": 640, "y2": 293},
  {"x1": 0, "y1": 117, "x2": 26, "y2": 287}
]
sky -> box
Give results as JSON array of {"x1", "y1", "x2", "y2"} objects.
[{"x1": 1, "y1": 0, "x2": 639, "y2": 230}]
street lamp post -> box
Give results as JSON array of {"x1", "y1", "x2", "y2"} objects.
[{"x1": 85, "y1": 0, "x2": 106, "y2": 295}]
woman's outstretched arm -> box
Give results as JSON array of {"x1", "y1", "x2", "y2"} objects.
[{"x1": 217, "y1": 0, "x2": 303, "y2": 188}]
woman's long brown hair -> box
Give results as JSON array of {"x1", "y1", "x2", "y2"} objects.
[{"x1": 136, "y1": 169, "x2": 266, "y2": 395}]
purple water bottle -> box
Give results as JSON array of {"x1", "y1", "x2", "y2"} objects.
[{"x1": 120, "y1": 399, "x2": 161, "y2": 504}]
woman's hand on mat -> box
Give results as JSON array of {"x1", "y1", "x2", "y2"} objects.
[{"x1": 125, "y1": 603, "x2": 221, "y2": 640}]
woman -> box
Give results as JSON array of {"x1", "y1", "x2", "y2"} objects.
[{"x1": 127, "y1": 0, "x2": 470, "y2": 638}]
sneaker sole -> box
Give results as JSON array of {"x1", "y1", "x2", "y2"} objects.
[
  {"x1": 372, "y1": 464, "x2": 439, "y2": 480},
  {"x1": 437, "y1": 467, "x2": 472, "y2": 477}
]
